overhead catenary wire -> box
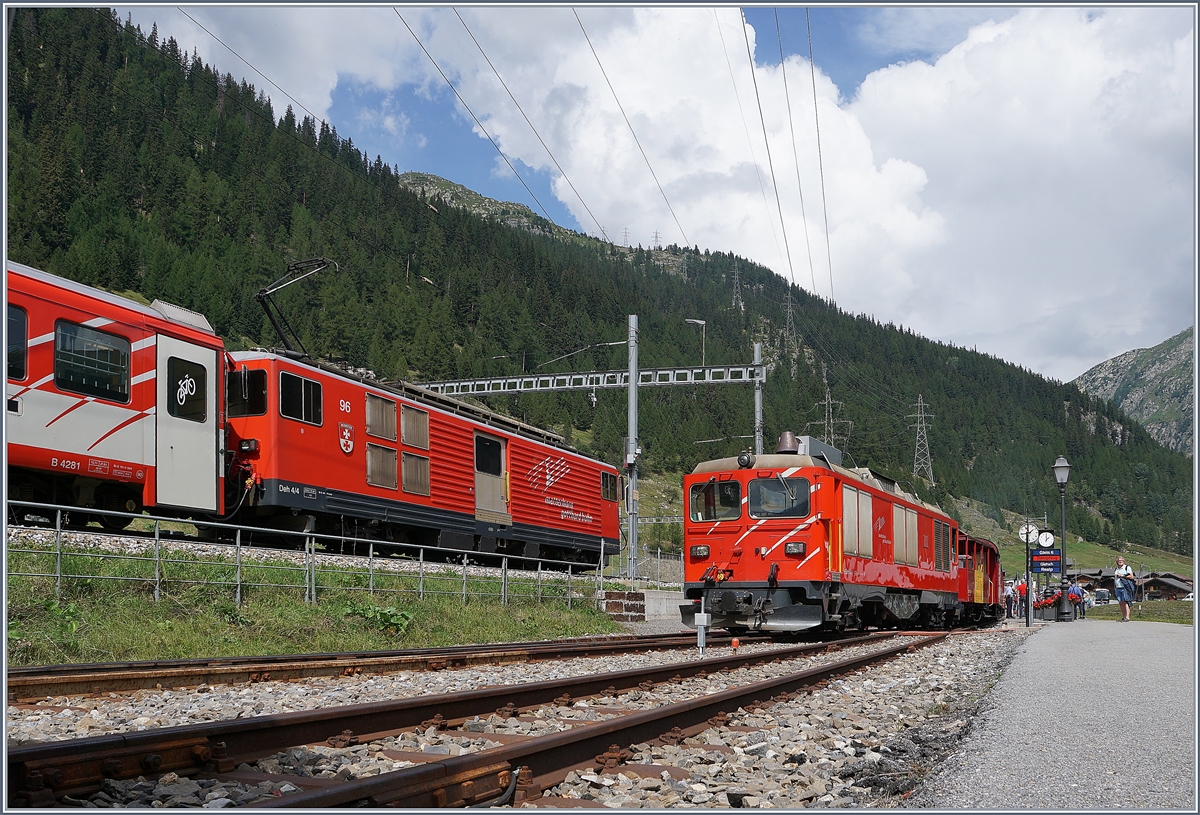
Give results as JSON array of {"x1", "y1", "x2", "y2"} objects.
[
  {"x1": 775, "y1": 8, "x2": 818, "y2": 296},
  {"x1": 82, "y1": 10, "x2": 919, "y2": 459},
  {"x1": 739, "y1": 9, "x2": 796, "y2": 291},
  {"x1": 84, "y1": 9, "x2": 605, "y2": 370},
  {"x1": 806, "y1": 8, "x2": 835, "y2": 301},
  {"x1": 175, "y1": 7, "x2": 323, "y2": 126},
  {"x1": 713, "y1": 9, "x2": 785, "y2": 265},
  {"x1": 573, "y1": 8, "x2": 689, "y2": 248},
  {"x1": 453, "y1": 8, "x2": 609, "y2": 240},
  {"x1": 395, "y1": 9, "x2": 557, "y2": 226}
]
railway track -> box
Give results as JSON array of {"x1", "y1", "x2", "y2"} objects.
[
  {"x1": 6, "y1": 632, "x2": 771, "y2": 702},
  {"x1": 7, "y1": 632, "x2": 942, "y2": 808}
]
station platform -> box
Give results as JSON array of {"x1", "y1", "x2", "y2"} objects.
[{"x1": 907, "y1": 617, "x2": 1196, "y2": 810}]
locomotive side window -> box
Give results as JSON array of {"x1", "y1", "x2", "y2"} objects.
[
  {"x1": 8, "y1": 305, "x2": 27, "y2": 381},
  {"x1": 893, "y1": 504, "x2": 919, "y2": 565},
  {"x1": 366, "y1": 393, "x2": 398, "y2": 440},
  {"x1": 366, "y1": 443, "x2": 398, "y2": 489},
  {"x1": 279, "y1": 371, "x2": 322, "y2": 425},
  {"x1": 54, "y1": 320, "x2": 130, "y2": 403},
  {"x1": 601, "y1": 471, "x2": 619, "y2": 502},
  {"x1": 227, "y1": 368, "x2": 267, "y2": 416},
  {"x1": 475, "y1": 435, "x2": 503, "y2": 476},
  {"x1": 842, "y1": 486, "x2": 872, "y2": 557},
  {"x1": 166, "y1": 357, "x2": 207, "y2": 423},
  {"x1": 401, "y1": 405, "x2": 429, "y2": 449},
  {"x1": 689, "y1": 480, "x2": 741, "y2": 522},
  {"x1": 749, "y1": 477, "x2": 810, "y2": 518},
  {"x1": 402, "y1": 452, "x2": 431, "y2": 495}
]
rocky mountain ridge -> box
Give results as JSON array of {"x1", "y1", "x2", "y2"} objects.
[{"x1": 1072, "y1": 326, "x2": 1193, "y2": 456}]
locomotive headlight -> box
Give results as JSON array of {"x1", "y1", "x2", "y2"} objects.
[
  {"x1": 784, "y1": 541, "x2": 806, "y2": 556},
  {"x1": 689, "y1": 544, "x2": 710, "y2": 559}
]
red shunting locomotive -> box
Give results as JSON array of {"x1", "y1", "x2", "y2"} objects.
[
  {"x1": 681, "y1": 432, "x2": 1003, "y2": 632},
  {"x1": 7, "y1": 262, "x2": 620, "y2": 564}
]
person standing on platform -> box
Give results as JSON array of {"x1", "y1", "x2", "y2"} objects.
[
  {"x1": 1114, "y1": 556, "x2": 1135, "y2": 621},
  {"x1": 1068, "y1": 581, "x2": 1084, "y2": 619},
  {"x1": 1004, "y1": 583, "x2": 1015, "y2": 618},
  {"x1": 1017, "y1": 579, "x2": 1028, "y2": 617}
]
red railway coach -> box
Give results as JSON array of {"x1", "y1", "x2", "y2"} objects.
[
  {"x1": 7, "y1": 262, "x2": 226, "y2": 525},
  {"x1": 222, "y1": 352, "x2": 621, "y2": 563},
  {"x1": 680, "y1": 432, "x2": 1003, "y2": 633}
]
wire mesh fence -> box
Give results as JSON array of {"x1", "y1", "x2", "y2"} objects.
[{"x1": 5, "y1": 502, "x2": 682, "y2": 610}]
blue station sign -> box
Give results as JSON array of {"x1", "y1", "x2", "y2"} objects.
[{"x1": 1030, "y1": 548, "x2": 1062, "y2": 573}]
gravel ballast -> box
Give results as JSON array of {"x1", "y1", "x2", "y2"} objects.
[{"x1": 9, "y1": 631, "x2": 1028, "y2": 808}]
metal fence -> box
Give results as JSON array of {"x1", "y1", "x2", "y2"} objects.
[{"x1": 5, "y1": 502, "x2": 681, "y2": 610}]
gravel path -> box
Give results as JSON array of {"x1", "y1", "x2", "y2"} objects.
[{"x1": 904, "y1": 619, "x2": 1195, "y2": 810}]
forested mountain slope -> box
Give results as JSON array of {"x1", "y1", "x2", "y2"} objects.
[
  {"x1": 1073, "y1": 327, "x2": 1193, "y2": 457},
  {"x1": 5, "y1": 8, "x2": 1191, "y2": 555}
]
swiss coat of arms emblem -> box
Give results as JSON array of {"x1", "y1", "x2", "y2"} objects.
[{"x1": 339, "y1": 423, "x2": 354, "y2": 454}]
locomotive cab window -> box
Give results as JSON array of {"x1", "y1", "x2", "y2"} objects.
[
  {"x1": 689, "y1": 480, "x2": 742, "y2": 522},
  {"x1": 54, "y1": 320, "x2": 130, "y2": 403},
  {"x1": 227, "y1": 368, "x2": 267, "y2": 416},
  {"x1": 166, "y1": 357, "x2": 207, "y2": 423},
  {"x1": 475, "y1": 435, "x2": 503, "y2": 476},
  {"x1": 749, "y1": 477, "x2": 810, "y2": 519},
  {"x1": 8, "y1": 305, "x2": 27, "y2": 381},
  {"x1": 279, "y1": 371, "x2": 322, "y2": 425},
  {"x1": 601, "y1": 471, "x2": 619, "y2": 502}
]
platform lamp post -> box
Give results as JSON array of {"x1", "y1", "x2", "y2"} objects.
[
  {"x1": 685, "y1": 319, "x2": 706, "y2": 368},
  {"x1": 1053, "y1": 456, "x2": 1073, "y2": 622}
]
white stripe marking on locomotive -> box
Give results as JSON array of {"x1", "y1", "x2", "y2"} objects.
[
  {"x1": 781, "y1": 467, "x2": 801, "y2": 478},
  {"x1": 759, "y1": 522, "x2": 809, "y2": 558},
  {"x1": 82, "y1": 317, "x2": 113, "y2": 329},
  {"x1": 28, "y1": 332, "x2": 53, "y2": 348},
  {"x1": 131, "y1": 370, "x2": 156, "y2": 386},
  {"x1": 131, "y1": 336, "x2": 157, "y2": 352},
  {"x1": 733, "y1": 520, "x2": 765, "y2": 546}
]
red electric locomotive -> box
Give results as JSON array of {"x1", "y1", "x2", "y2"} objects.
[
  {"x1": 680, "y1": 432, "x2": 1003, "y2": 632},
  {"x1": 7, "y1": 262, "x2": 620, "y2": 564},
  {"x1": 222, "y1": 351, "x2": 621, "y2": 563},
  {"x1": 7, "y1": 262, "x2": 226, "y2": 525}
]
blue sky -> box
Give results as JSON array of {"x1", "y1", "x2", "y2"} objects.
[{"x1": 113, "y1": 6, "x2": 1194, "y2": 383}]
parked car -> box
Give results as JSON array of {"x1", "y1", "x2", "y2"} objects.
[
  {"x1": 1093, "y1": 589, "x2": 1111, "y2": 605},
  {"x1": 1183, "y1": 593, "x2": 1193, "y2": 602}
]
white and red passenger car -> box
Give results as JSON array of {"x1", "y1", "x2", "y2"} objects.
[{"x1": 6, "y1": 262, "x2": 619, "y2": 563}]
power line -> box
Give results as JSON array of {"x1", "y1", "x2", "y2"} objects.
[
  {"x1": 775, "y1": 8, "x2": 818, "y2": 296},
  {"x1": 573, "y1": 8, "x2": 689, "y2": 248},
  {"x1": 805, "y1": 8, "x2": 835, "y2": 301},
  {"x1": 452, "y1": 8, "x2": 607, "y2": 238},
  {"x1": 175, "y1": 8, "x2": 323, "y2": 126},
  {"x1": 713, "y1": 9, "x2": 784, "y2": 265},
  {"x1": 395, "y1": 9, "x2": 557, "y2": 226},
  {"x1": 740, "y1": 9, "x2": 796, "y2": 291}
]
